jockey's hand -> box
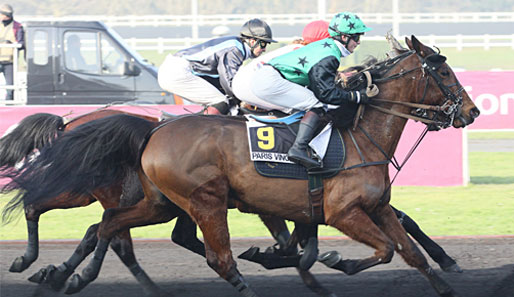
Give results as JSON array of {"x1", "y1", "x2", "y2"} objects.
[
  {"x1": 350, "y1": 89, "x2": 371, "y2": 105},
  {"x1": 227, "y1": 96, "x2": 241, "y2": 107},
  {"x1": 358, "y1": 89, "x2": 372, "y2": 104}
]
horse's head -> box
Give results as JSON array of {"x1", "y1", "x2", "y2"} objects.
[{"x1": 405, "y1": 35, "x2": 480, "y2": 130}]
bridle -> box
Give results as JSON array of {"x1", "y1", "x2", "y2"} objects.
[
  {"x1": 312, "y1": 49, "x2": 466, "y2": 189},
  {"x1": 367, "y1": 50, "x2": 464, "y2": 131}
]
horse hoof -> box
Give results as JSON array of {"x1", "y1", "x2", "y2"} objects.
[
  {"x1": 441, "y1": 263, "x2": 463, "y2": 273},
  {"x1": 64, "y1": 274, "x2": 87, "y2": 295},
  {"x1": 28, "y1": 266, "x2": 51, "y2": 284},
  {"x1": 318, "y1": 251, "x2": 342, "y2": 268},
  {"x1": 9, "y1": 256, "x2": 30, "y2": 273},
  {"x1": 45, "y1": 265, "x2": 70, "y2": 291}
]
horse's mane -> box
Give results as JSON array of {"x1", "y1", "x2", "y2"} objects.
[{"x1": 328, "y1": 50, "x2": 414, "y2": 128}]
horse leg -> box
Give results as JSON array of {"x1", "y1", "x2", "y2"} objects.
[
  {"x1": 9, "y1": 193, "x2": 96, "y2": 273},
  {"x1": 295, "y1": 223, "x2": 319, "y2": 270},
  {"x1": 64, "y1": 197, "x2": 176, "y2": 296},
  {"x1": 188, "y1": 177, "x2": 258, "y2": 297},
  {"x1": 259, "y1": 214, "x2": 292, "y2": 251},
  {"x1": 28, "y1": 223, "x2": 100, "y2": 290},
  {"x1": 109, "y1": 230, "x2": 166, "y2": 296},
  {"x1": 375, "y1": 205, "x2": 460, "y2": 297},
  {"x1": 319, "y1": 206, "x2": 395, "y2": 275},
  {"x1": 171, "y1": 214, "x2": 205, "y2": 257},
  {"x1": 391, "y1": 205, "x2": 462, "y2": 273},
  {"x1": 256, "y1": 216, "x2": 337, "y2": 297},
  {"x1": 8, "y1": 219, "x2": 38, "y2": 272}
]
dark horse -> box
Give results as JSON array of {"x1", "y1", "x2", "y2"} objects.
[
  {"x1": 0, "y1": 109, "x2": 187, "y2": 295},
  {"x1": 2, "y1": 36, "x2": 479, "y2": 296},
  {"x1": 0, "y1": 109, "x2": 336, "y2": 296}
]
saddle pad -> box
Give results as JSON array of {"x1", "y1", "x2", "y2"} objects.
[{"x1": 254, "y1": 128, "x2": 345, "y2": 180}]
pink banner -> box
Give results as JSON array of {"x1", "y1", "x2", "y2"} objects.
[
  {"x1": 4, "y1": 69, "x2": 510, "y2": 188},
  {"x1": 391, "y1": 121, "x2": 464, "y2": 186},
  {"x1": 457, "y1": 71, "x2": 514, "y2": 130},
  {"x1": 0, "y1": 105, "x2": 465, "y2": 186},
  {"x1": 0, "y1": 105, "x2": 202, "y2": 137}
]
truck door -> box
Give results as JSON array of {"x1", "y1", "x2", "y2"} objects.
[
  {"x1": 55, "y1": 29, "x2": 136, "y2": 104},
  {"x1": 26, "y1": 27, "x2": 57, "y2": 104}
]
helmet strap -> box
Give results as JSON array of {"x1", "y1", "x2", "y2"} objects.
[
  {"x1": 243, "y1": 38, "x2": 260, "y2": 57},
  {"x1": 332, "y1": 35, "x2": 350, "y2": 50}
]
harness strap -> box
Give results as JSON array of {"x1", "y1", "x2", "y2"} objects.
[
  {"x1": 367, "y1": 104, "x2": 444, "y2": 126},
  {"x1": 308, "y1": 174, "x2": 325, "y2": 224},
  {"x1": 347, "y1": 128, "x2": 366, "y2": 163},
  {"x1": 371, "y1": 98, "x2": 443, "y2": 111}
]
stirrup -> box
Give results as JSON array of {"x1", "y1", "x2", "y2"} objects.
[
  {"x1": 288, "y1": 149, "x2": 322, "y2": 169},
  {"x1": 289, "y1": 155, "x2": 321, "y2": 169}
]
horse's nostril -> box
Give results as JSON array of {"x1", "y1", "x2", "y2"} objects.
[{"x1": 470, "y1": 107, "x2": 480, "y2": 119}]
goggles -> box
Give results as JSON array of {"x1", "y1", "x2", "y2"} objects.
[
  {"x1": 258, "y1": 40, "x2": 270, "y2": 48},
  {"x1": 348, "y1": 34, "x2": 361, "y2": 43}
]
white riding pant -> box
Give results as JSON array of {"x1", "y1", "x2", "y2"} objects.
[
  {"x1": 233, "y1": 63, "x2": 293, "y2": 113},
  {"x1": 251, "y1": 65, "x2": 323, "y2": 112},
  {"x1": 158, "y1": 54, "x2": 227, "y2": 105}
]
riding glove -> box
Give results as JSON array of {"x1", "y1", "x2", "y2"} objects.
[{"x1": 350, "y1": 89, "x2": 371, "y2": 105}]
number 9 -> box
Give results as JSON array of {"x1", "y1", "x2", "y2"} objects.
[{"x1": 256, "y1": 127, "x2": 275, "y2": 150}]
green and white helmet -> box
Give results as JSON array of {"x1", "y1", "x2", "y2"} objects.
[{"x1": 328, "y1": 12, "x2": 371, "y2": 36}]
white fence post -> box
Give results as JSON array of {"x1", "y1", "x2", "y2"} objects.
[
  {"x1": 457, "y1": 34, "x2": 463, "y2": 51},
  {"x1": 157, "y1": 37, "x2": 164, "y2": 54}
]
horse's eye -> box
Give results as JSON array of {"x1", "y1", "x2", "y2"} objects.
[{"x1": 440, "y1": 70, "x2": 450, "y2": 77}]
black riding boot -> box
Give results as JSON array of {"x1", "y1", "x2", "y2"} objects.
[{"x1": 288, "y1": 110, "x2": 322, "y2": 169}]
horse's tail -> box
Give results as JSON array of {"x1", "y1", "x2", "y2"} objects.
[
  {"x1": 0, "y1": 113, "x2": 64, "y2": 171},
  {"x1": 1, "y1": 114, "x2": 160, "y2": 224}
]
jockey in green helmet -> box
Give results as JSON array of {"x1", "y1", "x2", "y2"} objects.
[
  {"x1": 252, "y1": 12, "x2": 372, "y2": 169},
  {"x1": 328, "y1": 12, "x2": 372, "y2": 53}
]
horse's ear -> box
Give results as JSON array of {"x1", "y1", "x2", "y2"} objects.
[
  {"x1": 405, "y1": 36, "x2": 413, "y2": 50},
  {"x1": 410, "y1": 35, "x2": 426, "y2": 57},
  {"x1": 385, "y1": 31, "x2": 408, "y2": 58}
]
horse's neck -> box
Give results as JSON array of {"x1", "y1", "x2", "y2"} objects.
[{"x1": 357, "y1": 81, "x2": 419, "y2": 158}]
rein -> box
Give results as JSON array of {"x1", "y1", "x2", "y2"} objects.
[
  {"x1": 367, "y1": 99, "x2": 444, "y2": 125},
  {"x1": 366, "y1": 50, "x2": 464, "y2": 129},
  {"x1": 311, "y1": 49, "x2": 459, "y2": 178}
]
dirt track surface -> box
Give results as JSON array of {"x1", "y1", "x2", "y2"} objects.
[{"x1": 1, "y1": 237, "x2": 513, "y2": 297}]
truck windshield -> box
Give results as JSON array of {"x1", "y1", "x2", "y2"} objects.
[{"x1": 106, "y1": 26, "x2": 150, "y2": 65}]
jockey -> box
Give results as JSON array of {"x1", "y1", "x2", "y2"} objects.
[
  {"x1": 233, "y1": 20, "x2": 330, "y2": 114},
  {"x1": 158, "y1": 19, "x2": 276, "y2": 115},
  {"x1": 251, "y1": 12, "x2": 372, "y2": 168}
]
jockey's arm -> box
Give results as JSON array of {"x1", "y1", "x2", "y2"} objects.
[
  {"x1": 307, "y1": 56, "x2": 358, "y2": 105},
  {"x1": 217, "y1": 48, "x2": 246, "y2": 99}
]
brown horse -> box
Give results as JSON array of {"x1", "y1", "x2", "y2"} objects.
[
  {"x1": 132, "y1": 36, "x2": 479, "y2": 296},
  {"x1": 4, "y1": 35, "x2": 479, "y2": 296},
  {"x1": 0, "y1": 109, "x2": 334, "y2": 297}
]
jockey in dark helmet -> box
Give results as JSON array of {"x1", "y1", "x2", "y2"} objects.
[
  {"x1": 239, "y1": 18, "x2": 277, "y2": 56},
  {"x1": 233, "y1": 20, "x2": 331, "y2": 114},
  {"x1": 158, "y1": 18, "x2": 276, "y2": 115}
]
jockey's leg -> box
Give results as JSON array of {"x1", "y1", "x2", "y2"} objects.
[
  {"x1": 288, "y1": 108, "x2": 324, "y2": 169},
  {"x1": 205, "y1": 101, "x2": 230, "y2": 115}
]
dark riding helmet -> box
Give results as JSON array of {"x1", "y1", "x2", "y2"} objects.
[{"x1": 240, "y1": 18, "x2": 277, "y2": 43}]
